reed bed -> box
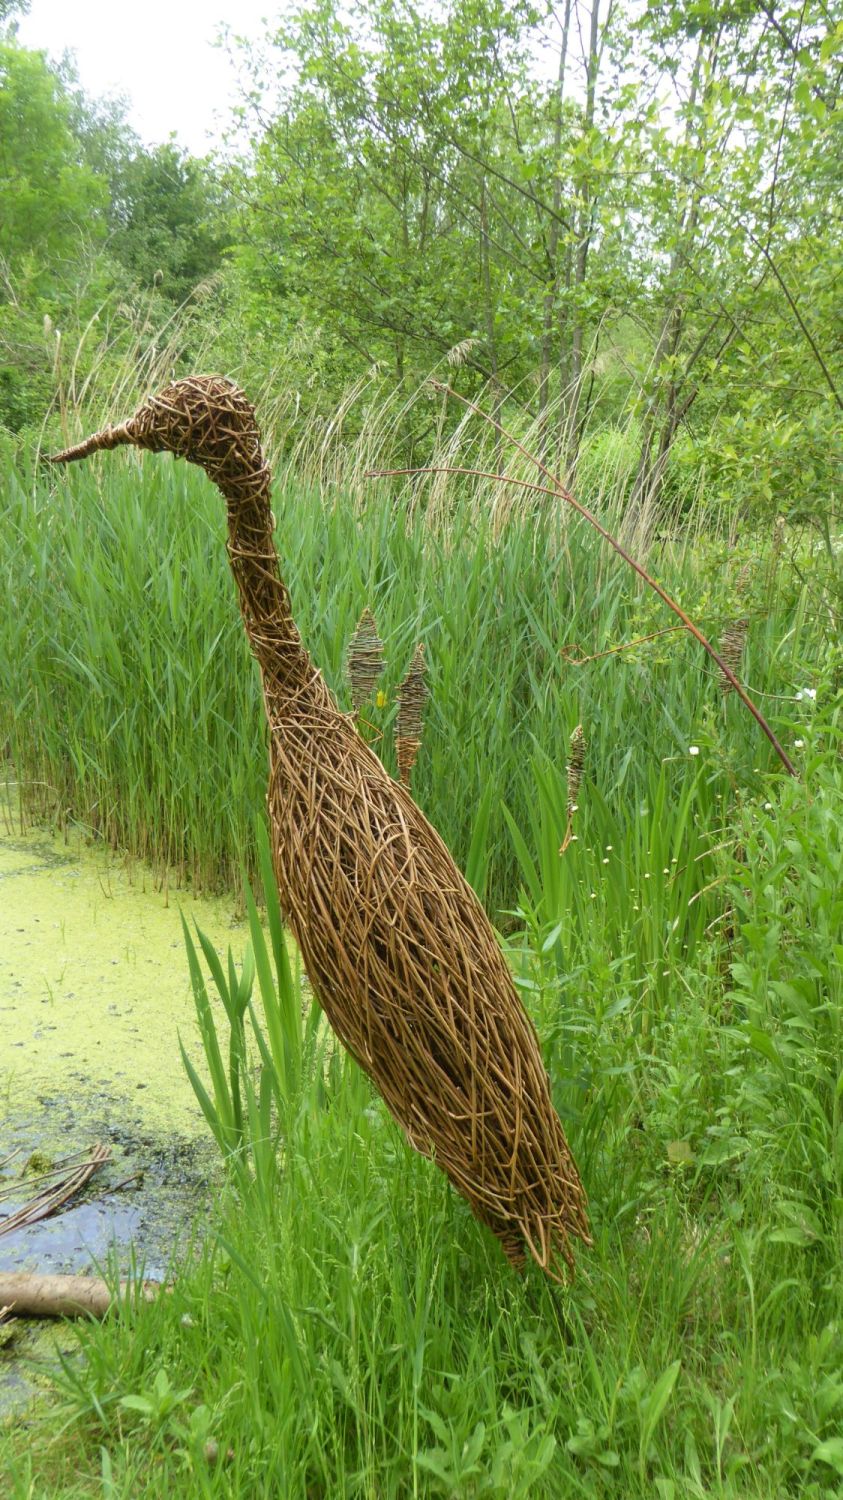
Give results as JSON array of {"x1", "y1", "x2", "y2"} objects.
[{"x1": 1, "y1": 443, "x2": 820, "y2": 924}]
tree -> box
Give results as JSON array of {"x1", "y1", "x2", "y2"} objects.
[
  {"x1": 0, "y1": 35, "x2": 112, "y2": 428},
  {"x1": 107, "y1": 142, "x2": 232, "y2": 302},
  {"x1": 0, "y1": 38, "x2": 107, "y2": 269},
  {"x1": 624, "y1": 0, "x2": 843, "y2": 530}
]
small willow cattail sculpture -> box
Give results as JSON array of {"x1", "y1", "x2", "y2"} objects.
[
  {"x1": 346, "y1": 607, "x2": 384, "y2": 712},
  {"x1": 49, "y1": 376, "x2": 590, "y2": 1278},
  {"x1": 396, "y1": 643, "x2": 429, "y2": 788},
  {"x1": 718, "y1": 619, "x2": 749, "y2": 697}
]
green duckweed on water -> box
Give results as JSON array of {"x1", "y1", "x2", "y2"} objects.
[
  {"x1": 0, "y1": 792, "x2": 247, "y2": 1143},
  {"x1": 0, "y1": 788, "x2": 250, "y2": 1415}
]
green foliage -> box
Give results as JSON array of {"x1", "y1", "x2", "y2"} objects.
[
  {"x1": 1, "y1": 4, "x2": 842, "y2": 1490},
  {"x1": 0, "y1": 35, "x2": 110, "y2": 428},
  {"x1": 179, "y1": 817, "x2": 354, "y2": 1196},
  {"x1": 0, "y1": 33, "x2": 233, "y2": 433},
  {"x1": 3, "y1": 0, "x2": 842, "y2": 522},
  {"x1": 107, "y1": 143, "x2": 231, "y2": 302},
  {"x1": 213, "y1": 0, "x2": 843, "y2": 511},
  {"x1": 0, "y1": 37, "x2": 107, "y2": 268}
]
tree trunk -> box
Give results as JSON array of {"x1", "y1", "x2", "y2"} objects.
[{"x1": 628, "y1": 36, "x2": 711, "y2": 540}]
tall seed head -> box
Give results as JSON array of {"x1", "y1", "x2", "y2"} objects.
[{"x1": 446, "y1": 337, "x2": 478, "y2": 368}]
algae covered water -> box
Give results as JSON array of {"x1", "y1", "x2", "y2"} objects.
[
  {"x1": 0, "y1": 805, "x2": 247, "y2": 1141},
  {"x1": 0, "y1": 791, "x2": 247, "y2": 1409}
]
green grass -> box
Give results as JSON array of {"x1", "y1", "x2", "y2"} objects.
[
  {"x1": 1, "y1": 444, "x2": 841, "y2": 1495},
  {"x1": 2, "y1": 724, "x2": 842, "y2": 1496}
]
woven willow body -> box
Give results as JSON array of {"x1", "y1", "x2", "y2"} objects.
[{"x1": 50, "y1": 376, "x2": 590, "y2": 1278}]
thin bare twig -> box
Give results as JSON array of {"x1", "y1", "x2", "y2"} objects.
[{"x1": 560, "y1": 626, "x2": 686, "y2": 665}]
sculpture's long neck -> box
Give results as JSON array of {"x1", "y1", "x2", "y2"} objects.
[{"x1": 220, "y1": 475, "x2": 323, "y2": 718}]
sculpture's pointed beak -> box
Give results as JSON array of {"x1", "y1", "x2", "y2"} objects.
[
  {"x1": 47, "y1": 418, "x2": 138, "y2": 466},
  {"x1": 45, "y1": 377, "x2": 266, "y2": 489}
]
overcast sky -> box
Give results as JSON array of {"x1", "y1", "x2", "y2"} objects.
[{"x1": 16, "y1": 0, "x2": 275, "y2": 154}]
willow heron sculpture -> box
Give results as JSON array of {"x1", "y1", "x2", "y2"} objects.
[{"x1": 49, "y1": 375, "x2": 590, "y2": 1278}]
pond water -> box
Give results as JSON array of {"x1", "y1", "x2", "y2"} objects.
[{"x1": 0, "y1": 788, "x2": 249, "y2": 1413}]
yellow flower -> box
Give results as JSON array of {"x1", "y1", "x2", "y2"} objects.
[{"x1": 376, "y1": 690, "x2": 387, "y2": 709}]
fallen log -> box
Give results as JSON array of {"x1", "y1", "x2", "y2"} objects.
[{"x1": 0, "y1": 1272, "x2": 164, "y2": 1320}]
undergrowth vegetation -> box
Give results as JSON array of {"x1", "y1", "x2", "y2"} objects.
[{"x1": 1, "y1": 432, "x2": 842, "y2": 1495}]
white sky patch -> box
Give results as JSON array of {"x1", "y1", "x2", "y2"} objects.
[{"x1": 16, "y1": 0, "x2": 274, "y2": 154}]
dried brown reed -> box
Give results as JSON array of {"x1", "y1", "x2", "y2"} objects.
[
  {"x1": 0, "y1": 1144, "x2": 111, "y2": 1237},
  {"x1": 719, "y1": 619, "x2": 749, "y2": 695},
  {"x1": 559, "y1": 725, "x2": 586, "y2": 855}
]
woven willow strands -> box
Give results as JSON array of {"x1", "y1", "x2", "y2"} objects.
[
  {"x1": 347, "y1": 608, "x2": 384, "y2": 711},
  {"x1": 396, "y1": 643, "x2": 428, "y2": 788},
  {"x1": 718, "y1": 619, "x2": 749, "y2": 696},
  {"x1": 49, "y1": 376, "x2": 590, "y2": 1279}
]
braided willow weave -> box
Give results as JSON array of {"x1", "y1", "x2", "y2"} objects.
[
  {"x1": 49, "y1": 376, "x2": 590, "y2": 1278},
  {"x1": 396, "y1": 643, "x2": 428, "y2": 788},
  {"x1": 719, "y1": 619, "x2": 749, "y2": 696},
  {"x1": 347, "y1": 608, "x2": 384, "y2": 711}
]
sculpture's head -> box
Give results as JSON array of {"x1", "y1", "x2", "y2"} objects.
[{"x1": 48, "y1": 375, "x2": 269, "y2": 504}]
